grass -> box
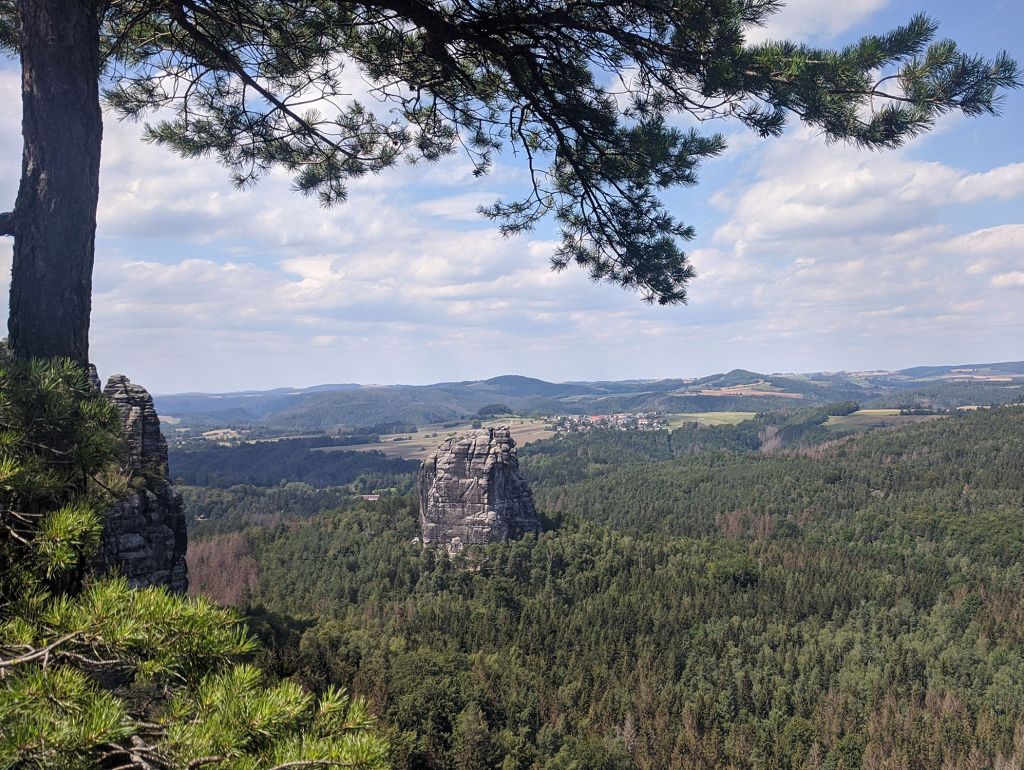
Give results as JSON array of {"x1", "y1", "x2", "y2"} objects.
[
  {"x1": 666, "y1": 412, "x2": 758, "y2": 428},
  {"x1": 825, "y1": 409, "x2": 943, "y2": 432},
  {"x1": 314, "y1": 418, "x2": 553, "y2": 460}
]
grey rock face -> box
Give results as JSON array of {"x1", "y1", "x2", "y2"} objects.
[
  {"x1": 417, "y1": 427, "x2": 541, "y2": 552},
  {"x1": 87, "y1": 364, "x2": 102, "y2": 393},
  {"x1": 94, "y1": 375, "x2": 188, "y2": 593}
]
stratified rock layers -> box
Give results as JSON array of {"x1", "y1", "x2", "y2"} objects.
[
  {"x1": 95, "y1": 374, "x2": 188, "y2": 593},
  {"x1": 417, "y1": 427, "x2": 541, "y2": 551}
]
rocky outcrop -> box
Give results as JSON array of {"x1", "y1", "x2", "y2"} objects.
[
  {"x1": 417, "y1": 427, "x2": 540, "y2": 553},
  {"x1": 94, "y1": 374, "x2": 188, "y2": 593}
]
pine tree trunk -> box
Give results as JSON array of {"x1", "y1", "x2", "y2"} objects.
[{"x1": 7, "y1": 0, "x2": 102, "y2": 366}]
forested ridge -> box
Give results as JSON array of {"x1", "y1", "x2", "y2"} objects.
[
  {"x1": 183, "y1": 406, "x2": 1024, "y2": 770},
  {"x1": 169, "y1": 437, "x2": 419, "y2": 490},
  {"x1": 154, "y1": 366, "x2": 1024, "y2": 435}
]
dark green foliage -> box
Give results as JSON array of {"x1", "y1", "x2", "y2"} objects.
[
  {"x1": 519, "y1": 420, "x2": 763, "y2": 486},
  {"x1": 169, "y1": 438, "x2": 418, "y2": 489},
  {"x1": 0, "y1": 0, "x2": 14, "y2": 55},
  {"x1": 821, "y1": 402, "x2": 859, "y2": 417},
  {"x1": 182, "y1": 483, "x2": 358, "y2": 537},
  {"x1": 191, "y1": 407, "x2": 1024, "y2": 769},
  {"x1": 0, "y1": 356, "x2": 123, "y2": 604},
  {"x1": 522, "y1": 428, "x2": 674, "y2": 485},
  {"x1": 477, "y1": 404, "x2": 513, "y2": 417},
  {"x1": 867, "y1": 378, "x2": 1024, "y2": 409},
  {"x1": 0, "y1": 356, "x2": 389, "y2": 770},
  {"x1": 532, "y1": 409, "x2": 1024, "y2": 555}
]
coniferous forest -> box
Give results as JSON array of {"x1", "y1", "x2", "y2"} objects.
[{"x1": 185, "y1": 407, "x2": 1024, "y2": 770}]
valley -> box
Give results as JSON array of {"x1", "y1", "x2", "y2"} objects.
[
  {"x1": 165, "y1": 364, "x2": 1024, "y2": 765},
  {"x1": 155, "y1": 361, "x2": 1024, "y2": 442},
  {"x1": 168, "y1": 368, "x2": 1024, "y2": 770},
  {"x1": 313, "y1": 417, "x2": 554, "y2": 461}
]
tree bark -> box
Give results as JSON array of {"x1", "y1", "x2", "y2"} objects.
[{"x1": 8, "y1": 0, "x2": 102, "y2": 366}]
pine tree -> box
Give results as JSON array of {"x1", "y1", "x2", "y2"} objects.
[
  {"x1": 0, "y1": 351, "x2": 389, "y2": 770},
  {"x1": 0, "y1": 2, "x2": 1020, "y2": 361}
]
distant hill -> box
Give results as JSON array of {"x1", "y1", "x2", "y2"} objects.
[
  {"x1": 153, "y1": 361, "x2": 1024, "y2": 433},
  {"x1": 895, "y1": 361, "x2": 1024, "y2": 378},
  {"x1": 155, "y1": 383, "x2": 362, "y2": 421},
  {"x1": 467, "y1": 375, "x2": 596, "y2": 399}
]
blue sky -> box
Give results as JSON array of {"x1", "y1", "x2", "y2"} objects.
[{"x1": 1, "y1": 1, "x2": 1022, "y2": 393}]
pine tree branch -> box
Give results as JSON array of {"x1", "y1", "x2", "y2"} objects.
[
  {"x1": 0, "y1": 211, "x2": 13, "y2": 237},
  {"x1": 186, "y1": 756, "x2": 225, "y2": 769},
  {"x1": 0, "y1": 631, "x2": 81, "y2": 668},
  {"x1": 169, "y1": 2, "x2": 361, "y2": 163}
]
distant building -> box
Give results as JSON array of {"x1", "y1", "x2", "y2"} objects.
[{"x1": 361, "y1": 494, "x2": 380, "y2": 501}]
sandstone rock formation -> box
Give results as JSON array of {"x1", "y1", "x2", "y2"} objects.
[
  {"x1": 94, "y1": 374, "x2": 188, "y2": 592},
  {"x1": 417, "y1": 427, "x2": 541, "y2": 553}
]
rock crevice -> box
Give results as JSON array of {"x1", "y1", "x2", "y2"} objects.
[{"x1": 417, "y1": 427, "x2": 540, "y2": 553}]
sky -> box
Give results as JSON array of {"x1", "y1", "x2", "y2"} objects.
[{"x1": 1, "y1": 0, "x2": 1022, "y2": 393}]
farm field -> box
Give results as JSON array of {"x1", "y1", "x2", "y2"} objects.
[
  {"x1": 825, "y1": 408, "x2": 944, "y2": 432},
  {"x1": 315, "y1": 417, "x2": 553, "y2": 460},
  {"x1": 666, "y1": 411, "x2": 758, "y2": 427}
]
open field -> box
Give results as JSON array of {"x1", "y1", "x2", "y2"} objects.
[
  {"x1": 826, "y1": 409, "x2": 944, "y2": 432},
  {"x1": 691, "y1": 387, "x2": 804, "y2": 399},
  {"x1": 201, "y1": 428, "x2": 242, "y2": 440},
  {"x1": 666, "y1": 412, "x2": 758, "y2": 428},
  {"x1": 314, "y1": 418, "x2": 553, "y2": 460}
]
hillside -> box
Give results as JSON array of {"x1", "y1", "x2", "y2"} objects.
[
  {"x1": 155, "y1": 361, "x2": 1024, "y2": 435},
  {"x1": 183, "y1": 406, "x2": 1024, "y2": 770}
]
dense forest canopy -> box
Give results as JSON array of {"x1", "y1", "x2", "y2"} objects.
[
  {"x1": 184, "y1": 406, "x2": 1024, "y2": 769},
  {"x1": 169, "y1": 437, "x2": 419, "y2": 490}
]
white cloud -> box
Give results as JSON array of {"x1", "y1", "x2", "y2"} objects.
[
  {"x1": 2, "y1": 54, "x2": 1023, "y2": 391},
  {"x1": 944, "y1": 224, "x2": 1024, "y2": 256},
  {"x1": 676, "y1": 122, "x2": 1024, "y2": 372},
  {"x1": 954, "y1": 164, "x2": 1024, "y2": 202},
  {"x1": 745, "y1": 0, "x2": 889, "y2": 43},
  {"x1": 992, "y1": 272, "x2": 1024, "y2": 288},
  {"x1": 712, "y1": 129, "x2": 1024, "y2": 249},
  {"x1": 413, "y1": 192, "x2": 500, "y2": 221}
]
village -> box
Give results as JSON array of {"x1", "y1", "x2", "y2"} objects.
[{"x1": 547, "y1": 411, "x2": 669, "y2": 434}]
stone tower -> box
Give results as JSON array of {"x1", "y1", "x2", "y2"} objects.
[
  {"x1": 417, "y1": 427, "x2": 541, "y2": 554},
  {"x1": 93, "y1": 374, "x2": 188, "y2": 592}
]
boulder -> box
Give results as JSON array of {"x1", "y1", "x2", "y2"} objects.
[{"x1": 417, "y1": 427, "x2": 540, "y2": 550}]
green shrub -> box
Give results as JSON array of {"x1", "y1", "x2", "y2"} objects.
[{"x1": 0, "y1": 354, "x2": 389, "y2": 770}]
